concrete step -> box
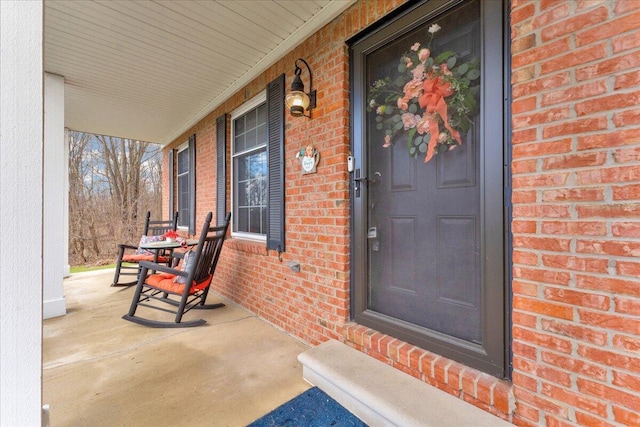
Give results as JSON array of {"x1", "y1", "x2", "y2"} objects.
[{"x1": 298, "y1": 339, "x2": 512, "y2": 427}]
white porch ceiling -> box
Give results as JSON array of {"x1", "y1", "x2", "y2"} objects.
[{"x1": 44, "y1": 0, "x2": 354, "y2": 145}]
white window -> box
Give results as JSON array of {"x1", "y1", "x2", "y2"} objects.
[{"x1": 231, "y1": 93, "x2": 267, "y2": 240}]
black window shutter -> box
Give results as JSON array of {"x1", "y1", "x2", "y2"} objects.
[
  {"x1": 216, "y1": 114, "x2": 227, "y2": 226},
  {"x1": 266, "y1": 74, "x2": 285, "y2": 252},
  {"x1": 168, "y1": 149, "x2": 175, "y2": 220},
  {"x1": 188, "y1": 134, "x2": 196, "y2": 235}
]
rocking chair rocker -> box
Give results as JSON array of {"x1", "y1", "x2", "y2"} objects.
[{"x1": 123, "y1": 212, "x2": 230, "y2": 328}]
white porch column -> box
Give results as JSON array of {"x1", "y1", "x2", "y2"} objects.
[
  {"x1": 44, "y1": 73, "x2": 67, "y2": 318},
  {"x1": 0, "y1": 1, "x2": 44, "y2": 425},
  {"x1": 64, "y1": 128, "x2": 71, "y2": 278}
]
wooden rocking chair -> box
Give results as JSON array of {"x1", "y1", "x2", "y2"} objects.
[
  {"x1": 111, "y1": 211, "x2": 179, "y2": 287},
  {"x1": 122, "y1": 212, "x2": 230, "y2": 328}
]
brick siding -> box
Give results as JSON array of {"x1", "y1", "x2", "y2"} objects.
[
  {"x1": 163, "y1": 0, "x2": 640, "y2": 425},
  {"x1": 511, "y1": 0, "x2": 640, "y2": 425}
]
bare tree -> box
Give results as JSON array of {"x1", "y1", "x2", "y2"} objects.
[
  {"x1": 68, "y1": 131, "x2": 92, "y2": 263},
  {"x1": 95, "y1": 135, "x2": 160, "y2": 235},
  {"x1": 68, "y1": 131, "x2": 162, "y2": 266}
]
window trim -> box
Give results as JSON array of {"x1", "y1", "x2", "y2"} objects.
[{"x1": 230, "y1": 91, "x2": 268, "y2": 242}]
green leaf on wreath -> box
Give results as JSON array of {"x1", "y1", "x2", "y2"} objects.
[
  {"x1": 409, "y1": 146, "x2": 417, "y2": 156},
  {"x1": 414, "y1": 135, "x2": 423, "y2": 146},
  {"x1": 435, "y1": 51, "x2": 456, "y2": 64},
  {"x1": 376, "y1": 123, "x2": 383, "y2": 130},
  {"x1": 375, "y1": 115, "x2": 383, "y2": 122},
  {"x1": 398, "y1": 63, "x2": 406, "y2": 73},
  {"x1": 407, "y1": 128, "x2": 416, "y2": 146},
  {"x1": 447, "y1": 56, "x2": 457, "y2": 69},
  {"x1": 392, "y1": 114, "x2": 401, "y2": 122},
  {"x1": 394, "y1": 121, "x2": 403, "y2": 130},
  {"x1": 456, "y1": 63, "x2": 469, "y2": 76},
  {"x1": 419, "y1": 142, "x2": 427, "y2": 153},
  {"x1": 408, "y1": 103, "x2": 417, "y2": 114},
  {"x1": 467, "y1": 69, "x2": 480, "y2": 80}
]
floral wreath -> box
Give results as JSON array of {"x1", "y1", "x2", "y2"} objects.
[{"x1": 367, "y1": 23, "x2": 480, "y2": 163}]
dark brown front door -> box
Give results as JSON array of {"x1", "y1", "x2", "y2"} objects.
[
  {"x1": 369, "y1": 125, "x2": 482, "y2": 343},
  {"x1": 351, "y1": 0, "x2": 508, "y2": 376}
]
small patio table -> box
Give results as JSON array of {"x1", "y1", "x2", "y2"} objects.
[
  {"x1": 139, "y1": 238, "x2": 199, "y2": 271},
  {"x1": 139, "y1": 239, "x2": 199, "y2": 251}
]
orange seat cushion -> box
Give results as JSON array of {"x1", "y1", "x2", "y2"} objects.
[
  {"x1": 123, "y1": 254, "x2": 170, "y2": 263},
  {"x1": 145, "y1": 273, "x2": 212, "y2": 295}
]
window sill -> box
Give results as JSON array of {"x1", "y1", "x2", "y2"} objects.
[{"x1": 226, "y1": 238, "x2": 268, "y2": 256}]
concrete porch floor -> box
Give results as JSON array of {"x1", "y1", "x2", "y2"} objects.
[{"x1": 43, "y1": 270, "x2": 311, "y2": 426}]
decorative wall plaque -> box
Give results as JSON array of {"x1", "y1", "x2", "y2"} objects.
[{"x1": 296, "y1": 144, "x2": 320, "y2": 174}]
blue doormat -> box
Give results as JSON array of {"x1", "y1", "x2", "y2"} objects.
[{"x1": 248, "y1": 387, "x2": 368, "y2": 427}]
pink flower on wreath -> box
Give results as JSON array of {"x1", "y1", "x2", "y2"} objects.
[
  {"x1": 383, "y1": 135, "x2": 391, "y2": 147},
  {"x1": 403, "y1": 78, "x2": 423, "y2": 100},
  {"x1": 402, "y1": 56, "x2": 413, "y2": 68},
  {"x1": 440, "y1": 63, "x2": 452, "y2": 75},
  {"x1": 412, "y1": 64, "x2": 426, "y2": 80},
  {"x1": 411, "y1": 42, "x2": 420, "y2": 51},
  {"x1": 418, "y1": 48, "x2": 430, "y2": 63},
  {"x1": 401, "y1": 113, "x2": 421, "y2": 130},
  {"x1": 376, "y1": 106, "x2": 385, "y2": 115},
  {"x1": 397, "y1": 96, "x2": 409, "y2": 111},
  {"x1": 416, "y1": 113, "x2": 432, "y2": 135}
]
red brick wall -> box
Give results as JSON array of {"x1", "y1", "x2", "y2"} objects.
[
  {"x1": 164, "y1": 0, "x2": 407, "y2": 344},
  {"x1": 511, "y1": 0, "x2": 640, "y2": 425},
  {"x1": 162, "y1": 0, "x2": 640, "y2": 425}
]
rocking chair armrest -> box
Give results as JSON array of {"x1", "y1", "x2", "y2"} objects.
[
  {"x1": 138, "y1": 260, "x2": 188, "y2": 278},
  {"x1": 169, "y1": 251, "x2": 187, "y2": 262},
  {"x1": 118, "y1": 243, "x2": 139, "y2": 251}
]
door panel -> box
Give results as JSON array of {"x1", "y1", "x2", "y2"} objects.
[
  {"x1": 438, "y1": 132, "x2": 476, "y2": 187},
  {"x1": 369, "y1": 123, "x2": 480, "y2": 342},
  {"x1": 350, "y1": 0, "x2": 507, "y2": 376}
]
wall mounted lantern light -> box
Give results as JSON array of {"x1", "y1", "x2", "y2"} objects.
[{"x1": 285, "y1": 58, "x2": 316, "y2": 118}]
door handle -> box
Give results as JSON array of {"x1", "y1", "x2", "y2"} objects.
[
  {"x1": 354, "y1": 172, "x2": 380, "y2": 184},
  {"x1": 354, "y1": 175, "x2": 378, "y2": 189},
  {"x1": 353, "y1": 169, "x2": 380, "y2": 196},
  {"x1": 353, "y1": 169, "x2": 367, "y2": 194},
  {"x1": 353, "y1": 169, "x2": 382, "y2": 197}
]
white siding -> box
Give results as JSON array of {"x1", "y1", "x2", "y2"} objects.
[{"x1": 0, "y1": 1, "x2": 44, "y2": 424}]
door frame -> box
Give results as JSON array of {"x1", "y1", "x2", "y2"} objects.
[{"x1": 348, "y1": 0, "x2": 511, "y2": 378}]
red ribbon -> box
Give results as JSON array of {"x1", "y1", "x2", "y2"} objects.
[{"x1": 418, "y1": 75, "x2": 461, "y2": 162}]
